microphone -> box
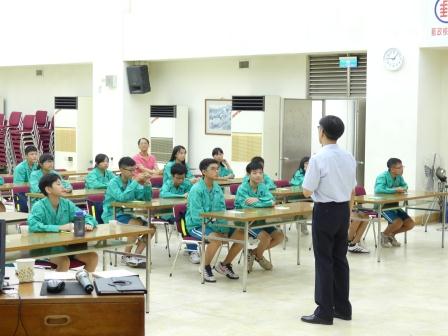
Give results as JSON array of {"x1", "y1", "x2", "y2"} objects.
[{"x1": 76, "y1": 269, "x2": 94, "y2": 294}]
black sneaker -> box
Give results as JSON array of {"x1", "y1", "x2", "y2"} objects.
[
  {"x1": 215, "y1": 262, "x2": 239, "y2": 280},
  {"x1": 203, "y1": 265, "x2": 216, "y2": 283}
]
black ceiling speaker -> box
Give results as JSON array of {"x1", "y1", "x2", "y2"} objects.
[{"x1": 127, "y1": 65, "x2": 151, "y2": 94}]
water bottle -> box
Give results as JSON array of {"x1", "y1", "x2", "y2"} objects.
[{"x1": 74, "y1": 210, "x2": 86, "y2": 237}]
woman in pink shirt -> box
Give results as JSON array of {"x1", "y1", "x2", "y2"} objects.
[{"x1": 133, "y1": 138, "x2": 162, "y2": 176}]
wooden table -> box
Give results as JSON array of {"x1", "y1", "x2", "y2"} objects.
[
  {"x1": 216, "y1": 178, "x2": 243, "y2": 186},
  {"x1": 0, "y1": 280, "x2": 144, "y2": 336},
  {"x1": 354, "y1": 191, "x2": 448, "y2": 262},
  {"x1": 0, "y1": 212, "x2": 28, "y2": 230},
  {"x1": 26, "y1": 189, "x2": 105, "y2": 209},
  {"x1": 1, "y1": 183, "x2": 29, "y2": 200},
  {"x1": 200, "y1": 201, "x2": 313, "y2": 292},
  {"x1": 5, "y1": 223, "x2": 153, "y2": 313}
]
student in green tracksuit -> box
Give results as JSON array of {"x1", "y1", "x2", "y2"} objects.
[
  {"x1": 13, "y1": 145, "x2": 39, "y2": 212},
  {"x1": 212, "y1": 147, "x2": 234, "y2": 179},
  {"x1": 235, "y1": 160, "x2": 284, "y2": 273},
  {"x1": 28, "y1": 173, "x2": 98, "y2": 272},
  {"x1": 0, "y1": 176, "x2": 3, "y2": 185},
  {"x1": 375, "y1": 158, "x2": 415, "y2": 248},
  {"x1": 163, "y1": 145, "x2": 198, "y2": 185},
  {"x1": 290, "y1": 156, "x2": 310, "y2": 186},
  {"x1": 242, "y1": 156, "x2": 276, "y2": 190},
  {"x1": 102, "y1": 156, "x2": 153, "y2": 267},
  {"x1": 289, "y1": 156, "x2": 310, "y2": 235},
  {"x1": 85, "y1": 154, "x2": 115, "y2": 189},
  {"x1": 160, "y1": 163, "x2": 198, "y2": 263},
  {"x1": 29, "y1": 154, "x2": 72, "y2": 206},
  {"x1": 186, "y1": 158, "x2": 244, "y2": 283}
]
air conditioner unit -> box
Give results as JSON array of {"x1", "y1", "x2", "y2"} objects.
[
  {"x1": 149, "y1": 105, "x2": 188, "y2": 163},
  {"x1": 231, "y1": 95, "x2": 281, "y2": 178},
  {"x1": 54, "y1": 96, "x2": 92, "y2": 170}
]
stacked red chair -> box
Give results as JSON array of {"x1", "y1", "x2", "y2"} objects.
[
  {"x1": 9, "y1": 114, "x2": 37, "y2": 165},
  {"x1": 0, "y1": 114, "x2": 7, "y2": 169},
  {"x1": 35, "y1": 110, "x2": 53, "y2": 154}
]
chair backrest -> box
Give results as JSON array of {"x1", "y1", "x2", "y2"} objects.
[
  {"x1": 13, "y1": 185, "x2": 30, "y2": 194},
  {"x1": 150, "y1": 176, "x2": 163, "y2": 188},
  {"x1": 229, "y1": 183, "x2": 240, "y2": 195},
  {"x1": 173, "y1": 203, "x2": 188, "y2": 236},
  {"x1": 71, "y1": 181, "x2": 85, "y2": 190},
  {"x1": 35, "y1": 110, "x2": 48, "y2": 126},
  {"x1": 152, "y1": 188, "x2": 160, "y2": 198},
  {"x1": 274, "y1": 179, "x2": 290, "y2": 188},
  {"x1": 225, "y1": 198, "x2": 235, "y2": 210},
  {"x1": 3, "y1": 176, "x2": 13, "y2": 183},
  {"x1": 8, "y1": 111, "x2": 22, "y2": 127},
  {"x1": 87, "y1": 193, "x2": 105, "y2": 203},
  {"x1": 355, "y1": 185, "x2": 366, "y2": 196},
  {"x1": 22, "y1": 115, "x2": 35, "y2": 130}
]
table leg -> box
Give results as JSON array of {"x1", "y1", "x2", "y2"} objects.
[
  {"x1": 377, "y1": 205, "x2": 382, "y2": 262},
  {"x1": 282, "y1": 196, "x2": 287, "y2": 250},
  {"x1": 242, "y1": 222, "x2": 249, "y2": 292},
  {"x1": 145, "y1": 232, "x2": 151, "y2": 314},
  {"x1": 442, "y1": 194, "x2": 446, "y2": 248},
  {"x1": 404, "y1": 201, "x2": 408, "y2": 245},
  {"x1": 297, "y1": 219, "x2": 301, "y2": 265},
  {"x1": 200, "y1": 218, "x2": 206, "y2": 284}
]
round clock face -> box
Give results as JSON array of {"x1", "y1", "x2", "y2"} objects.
[{"x1": 383, "y1": 48, "x2": 404, "y2": 71}]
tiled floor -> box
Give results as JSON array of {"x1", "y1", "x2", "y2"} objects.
[{"x1": 102, "y1": 223, "x2": 448, "y2": 336}]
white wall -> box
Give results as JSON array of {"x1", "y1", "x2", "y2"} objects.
[
  {"x1": 0, "y1": 64, "x2": 92, "y2": 116},
  {"x1": 143, "y1": 55, "x2": 308, "y2": 172},
  {"x1": 416, "y1": 50, "x2": 445, "y2": 191}
]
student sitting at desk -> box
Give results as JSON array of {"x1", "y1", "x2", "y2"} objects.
[
  {"x1": 29, "y1": 154, "x2": 72, "y2": 198},
  {"x1": 0, "y1": 176, "x2": 3, "y2": 185},
  {"x1": 160, "y1": 163, "x2": 198, "y2": 263},
  {"x1": 85, "y1": 153, "x2": 115, "y2": 189},
  {"x1": 290, "y1": 156, "x2": 309, "y2": 187},
  {"x1": 235, "y1": 160, "x2": 284, "y2": 272},
  {"x1": 212, "y1": 147, "x2": 235, "y2": 179},
  {"x1": 375, "y1": 158, "x2": 415, "y2": 248},
  {"x1": 13, "y1": 145, "x2": 39, "y2": 212},
  {"x1": 242, "y1": 156, "x2": 276, "y2": 190},
  {"x1": 163, "y1": 145, "x2": 198, "y2": 185},
  {"x1": 289, "y1": 156, "x2": 311, "y2": 235},
  {"x1": 186, "y1": 158, "x2": 244, "y2": 282},
  {"x1": 102, "y1": 156, "x2": 154, "y2": 267},
  {"x1": 28, "y1": 173, "x2": 98, "y2": 272}
]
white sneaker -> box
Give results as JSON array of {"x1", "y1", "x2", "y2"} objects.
[
  {"x1": 189, "y1": 251, "x2": 201, "y2": 264},
  {"x1": 348, "y1": 243, "x2": 370, "y2": 253},
  {"x1": 381, "y1": 233, "x2": 392, "y2": 248}
]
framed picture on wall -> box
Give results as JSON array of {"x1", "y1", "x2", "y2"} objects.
[{"x1": 205, "y1": 99, "x2": 232, "y2": 135}]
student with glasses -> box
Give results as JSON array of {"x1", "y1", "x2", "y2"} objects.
[
  {"x1": 375, "y1": 158, "x2": 415, "y2": 248},
  {"x1": 102, "y1": 156, "x2": 154, "y2": 267}
]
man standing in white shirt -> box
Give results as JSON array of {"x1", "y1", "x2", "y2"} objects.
[{"x1": 300, "y1": 115, "x2": 357, "y2": 325}]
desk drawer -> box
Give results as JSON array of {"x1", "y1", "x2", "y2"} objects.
[
  {"x1": 20, "y1": 297, "x2": 144, "y2": 336},
  {"x1": 0, "y1": 303, "x2": 20, "y2": 336}
]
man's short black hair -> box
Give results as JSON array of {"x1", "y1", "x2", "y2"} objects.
[
  {"x1": 250, "y1": 156, "x2": 264, "y2": 165},
  {"x1": 387, "y1": 158, "x2": 402, "y2": 170},
  {"x1": 212, "y1": 147, "x2": 224, "y2": 156},
  {"x1": 319, "y1": 115, "x2": 345, "y2": 141},
  {"x1": 246, "y1": 161, "x2": 264, "y2": 174},
  {"x1": 25, "y1": 145, "x2": 38, "y2": 155},
  {"x1": 118, "y1": 156, "x2": 136, "y2": 168},
  {"x1": 199, "y1": 158, "x2": 218, "y2": 174},
  {"x1": 39, "y1": 153, "x2": 54, "y2": 166},
  {"x1": 171, "y1": 163, "x2": 187, "y2": 176},
  {"x1": 39, "y1": 173, "x2": 60, "y2": 196}
]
